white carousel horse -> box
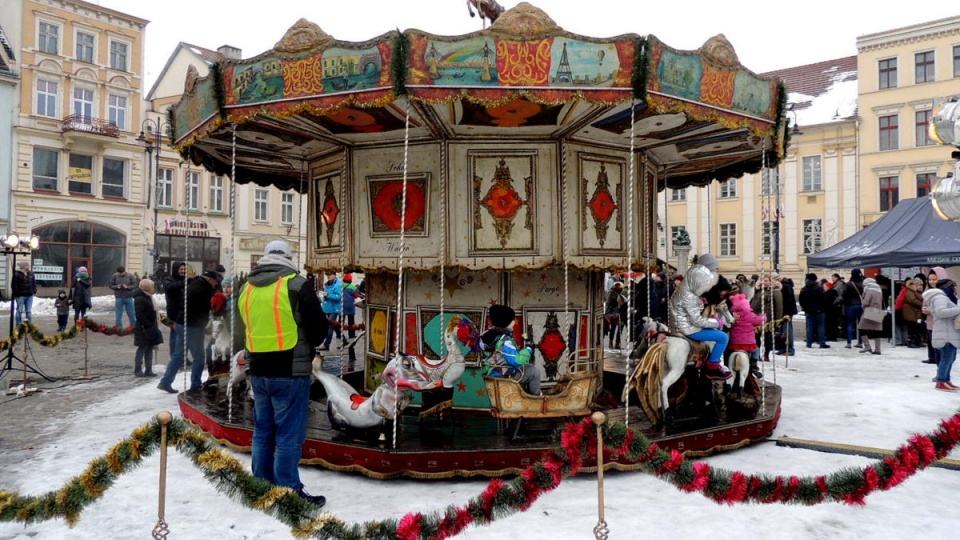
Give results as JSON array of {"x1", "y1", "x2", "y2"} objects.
[
  {"x1": 210, "y1": 318, "x2": 232, "y2": 365},
  {"x1": 311, "y1": 314, "x2": 479, "y2": 430},
  {"x1": 226, "y1": 350, "x2": 252, "y2": 400},
  {"x1": 622, "y1": 318, "x2": 712, "y2": 425},
  {"x1": 726, "y1": 349, "x2": 751, "y2": 397}
]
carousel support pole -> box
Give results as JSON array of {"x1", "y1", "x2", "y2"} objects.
[
  {"x1": 592, "y1": 411, "x2": 609, "y2": 540},
  {"x1": 152, "y1": 411, "x2": 173, "y2": 540}
]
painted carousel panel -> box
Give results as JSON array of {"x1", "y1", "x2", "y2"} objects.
[
  {"x1": 579, "y1": 154, "x2": 625, "y2": 253},
  {"x1": 468, "y1": 150, "x2": 538, "y2": 253}
]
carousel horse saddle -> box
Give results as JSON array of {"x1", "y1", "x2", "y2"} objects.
[{"x1": 671, "y1": 334, "x2": 712, "y2": 367}]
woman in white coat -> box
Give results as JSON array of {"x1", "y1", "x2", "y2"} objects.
[{"x1": 921, "y1": 278, "x2": 960, "y2": 391}]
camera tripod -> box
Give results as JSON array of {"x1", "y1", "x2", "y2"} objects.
[{"x1": 0, "y1": 297, "x2": 54, "y2": 384}]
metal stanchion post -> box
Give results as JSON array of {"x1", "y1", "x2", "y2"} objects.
[
  {"x1": 152, "y1": 411, "x2": 173, "y2": 539},
  {"x1": 592, "y1": 411, "x2": 609, "y2": 540}
]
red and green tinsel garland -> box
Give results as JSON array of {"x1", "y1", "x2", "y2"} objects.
[
  {"x1": 79, "y1": 317, "x2": 135, "y2": 336},
  {"x1": 2, "y1": 408, "x2": 960, "y2": 539},
  {"x1": 0, "y1": 321, "x2": 81, "y2": 352}
]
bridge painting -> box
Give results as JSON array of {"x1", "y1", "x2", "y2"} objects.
[{"x1": 425, "y1": 37, "x2": 500, "y2": 86}]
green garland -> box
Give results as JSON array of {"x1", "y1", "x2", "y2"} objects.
[
  {"x1": 212, "y1": 61, "x2": 227, "y2": 119},
  {"x1": 2, "y1": 408, "x2": 960, "y2": 539},
  {"x1": 392, "y1": 32, "x2": 410, "y2": 97},
  {"x1": 0, "y1": 322, "x2": 81, "y2": 352},
  {"x1": 632, "y1": 36, "x2": 648, "y2": 101}
]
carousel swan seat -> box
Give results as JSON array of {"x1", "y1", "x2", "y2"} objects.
[{"x1": 483, "y1": 371, "x2": 598, "y2": 419}]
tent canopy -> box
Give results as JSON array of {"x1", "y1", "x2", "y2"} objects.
[{"x1": 807, "y1": 197, "x2": 960, "y2": 269}]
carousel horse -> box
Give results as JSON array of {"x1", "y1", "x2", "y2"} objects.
[
  {"x1": 210, "y1": 318, "x2": 232, "y2": 366},
  {"x1": 226, "y1": 350, "x2": 252, "y2": 401},
  {"x1": 466, "y1": 0, "x2": 504, "y2": 22},
  {"x1": 312, "y1": 314, "x2": 479, "y2": 430}
]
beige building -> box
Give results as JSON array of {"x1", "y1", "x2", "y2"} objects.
[
  {"x1": 145, "y1": 41, "x2": 307, "y2": 279},
  {"x1": 659, "y1": 14, "x2": 960, "y2": 281},
  {"x1": 4, "y1": 0, "x2": 148, "y2": 294}
]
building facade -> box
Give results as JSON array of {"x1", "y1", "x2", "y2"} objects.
[
  {"x1": 0, "y1": 18, "x2": 20, "y2": 299},
  {"x1": 658, "y1": 15, "x2": 960, "y2": 281},
  {"x1": 6, "y1": 0, "x2": 148, "y2": 295},
  {"x1": 144, "y1": 42, "x2": 307, "y2": 281}
]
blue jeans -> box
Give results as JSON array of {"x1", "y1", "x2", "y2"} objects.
[
  {"x1": 251, "y1": 375, "x2": 310, "y2": 491},
  {"x1": 185, "y1": 326, "x2": 207, "y2": 389},
  {"x1": 937, "y1": 343, "x2": 957, "y2": 383},
  {"x1": 115, "y1": 297, "x2": 136, "y2": 328},
  {"x1": 688, "y1": 328, "x2": 728, "y2": 365},
  {"x1": 322, "y1": 313, "x2": 341, "y2": 347},
  {"x1": 806, "y1": 312, "x2": 826, "y2": 346},
  {"x1": 846, "y1": 305, "x2": 864, "y2": 345},
  {"x1": 160, "y1": 324, "x2": 185, "y2": 388},
  {"x1": 14, "y1": 296, "x2": 33, "y2": 325},
  {"x1": 782, "y1": 317, "x2": 795, "y2": 354}
]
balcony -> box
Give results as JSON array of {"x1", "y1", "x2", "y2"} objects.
[{"x1": 61, "y1": 115, "x2": 120, "y2": 138}]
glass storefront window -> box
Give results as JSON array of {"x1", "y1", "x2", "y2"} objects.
[{"x1": 32, "y1": 221, "x2": 126, "y2": 288}]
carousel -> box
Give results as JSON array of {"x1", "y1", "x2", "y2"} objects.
[{"x1": 171, "y1": 2, "x2": 787, "y2": 479}]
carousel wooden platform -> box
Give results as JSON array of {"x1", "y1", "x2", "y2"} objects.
[{"x1": 179, "y1": 370, "x2": 781, "y2": 479}]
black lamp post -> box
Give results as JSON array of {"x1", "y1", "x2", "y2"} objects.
[
  {"x1": 1, "y1": 232, "x2": 52, "y2": 382},
  {"x1": 138, "y1": 118, "x2": 171, "y2": 279}
]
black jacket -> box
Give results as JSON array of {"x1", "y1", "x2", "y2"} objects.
[
  {"x1": 12, "y1": 270, "x2": 36, "y2": 298},
  {"x1": 70, "y1": 276, "x2": 92, "y2": 310},
  {"x1": 162, "y1": 262, "x2": 186, "y2": 324},
  {"x1": 798, "y1": 279, "x2": 827, "y2": 315},
  {"x1": 185, "y1": 276, "x2": 216, "y2": 329},
  {"x1": 133, "y1": 289, "x2": 164, "y2": 347},
  {"x1": 780, "y1": 278, "x2": 798, "y2": 316}
]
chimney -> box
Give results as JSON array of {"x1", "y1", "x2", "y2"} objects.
[{"x1": 217, "y1": 45, "x2": 242, "y2": 60}]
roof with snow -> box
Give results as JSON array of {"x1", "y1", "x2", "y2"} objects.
[{"x1": 763, "y1": 56, "x2": 858, "y2": 127}]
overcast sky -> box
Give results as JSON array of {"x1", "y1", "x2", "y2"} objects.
[{"x1": 91, "y1": 0, "x2": 960, "y2": 90}]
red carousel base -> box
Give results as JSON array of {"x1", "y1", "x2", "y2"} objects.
[{"x1": 178, "y1": 380, "x2": 781, "y2": 479}]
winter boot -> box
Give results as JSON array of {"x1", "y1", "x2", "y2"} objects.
[
  {"x1": 935, "y1": 382, "x2": 957, "y2": 392},
  {"x1": 749, "y1": 357, "x2": 763, "y2": 379}
]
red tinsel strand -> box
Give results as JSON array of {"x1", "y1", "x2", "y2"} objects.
[
  {"x1": 784, "y1": 476, "x2": 801, "y2": 502},
  {"x1": 658, "y1": 450, "x2": 684, "y2": 475},
  {"x1": 907, "y1": 434, "x2": 938, "y2": 466},
  {"x1": 896, "y1": 445, "x2": 920, "y2": 472},
  {"x1": 766, "y1": 477, "x2": 784, "y2": 503},
  {"x1": 713, "y1": 471, "x2": 749, "y2": 504},
  {"x1": 816, "y1": 476, "x2": 829, "y2": 502},
  {"x1": 644, "y1": 442, "x2": 660, "y2": 462},
  {"x1": 542, "y1": 454, "x2": 566, "y2": 486},
  {"x1": 434, "y1": 507, "x2": 474, "y2": 540},
  {"x1": 880, "y1": 456, "x2": 911, "y2": 490},
  {"x1": 480, "y1": 479, "x2": 505, "y2": 521},
  {"x1": 746, "y1": 476, "x2": 763, "y2": 500},
  {"x1": 396, "y1": 512, "x2": 423, "y2": 540},
  {"x1": 680, "y1": 462, "x2": 711, "y2": 492},
  {"x1": 938, "y1": 415, "x2": 960, "y2": 444}
]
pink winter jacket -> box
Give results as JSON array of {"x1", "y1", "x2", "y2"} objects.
[{"x1": 728, "y1": 293, "x2": 766, "y2": 347}]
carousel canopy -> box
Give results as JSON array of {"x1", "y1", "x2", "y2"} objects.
[{"x1": 170, "y1": 3, "x2": 786, "y2": 193}]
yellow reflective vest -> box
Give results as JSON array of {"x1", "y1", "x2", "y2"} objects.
[{"x1": 239, "y1": 274, "x2": 298, "y2": 352}]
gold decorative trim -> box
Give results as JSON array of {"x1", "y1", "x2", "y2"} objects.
[{"x1": 273, "y1": 18, "x2": 335, "y2": 54}]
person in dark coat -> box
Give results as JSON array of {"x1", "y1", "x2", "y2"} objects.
[
  {"x1": 11, "y1": 261, "x2": 37, "y2": 325},
  {"x1": 133, "y1": 279, "x2": 163, "y2": 377},
  {"x1": 798, "y1": 273, "x2": 829, "y2": 348},
  {"x1": 181, "y1": 270, "x2": 220, "y2": 390},
  {"x1": 157, "y1": 262, "x2": 187, "y2": 393},
  {"x1": 776, "y1": 276, "x2": 798, "y2": 355},
  {"x1": 842, "y1": 269, "x2": 865, "y2": 348},
  {"x1": 655, "y1": 272, "x2": 669, "y2": 322},
  {"x1": 70, "y1": 266, "x2": 93, "y2": 322}
]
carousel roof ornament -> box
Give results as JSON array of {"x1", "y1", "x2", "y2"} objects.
[{"x1": 272, "y1": 18, "x2": 335, "y2": 54}]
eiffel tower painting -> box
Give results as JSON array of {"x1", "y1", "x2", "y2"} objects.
[{"x1": 553, "y1": 42, "x2": 573, "y2": 83}]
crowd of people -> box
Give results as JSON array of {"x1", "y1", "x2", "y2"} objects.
[{"x1": 602, "y1": 257, "x2": 960, "y2": 390}]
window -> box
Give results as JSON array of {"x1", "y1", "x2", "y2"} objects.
[
  {"x1": 879, "y1": 114, "x2": 899, "y2": 151},
  {"x1": 210, "y1": 176, "x2": 224, "y2": 212},
  {"x1": 915, "y1": 109, "x2": 934, "y2": 147},
  {"x1": 254, "y1": 189, "x2": 269, "y2": 222},
  {"x1": 36, "y1": 79, "x2": 58, "y2": 117},
  {"x1": 73, "y1": 87, "x2": 93, "y2": 121},
  {"x1": 186, "y1": 171, "x2": 200, "y2": 210},
  {"x1": 669, "y1": 226, "x2": 687, "y2": 256},
  {"x1": 954, "y1": 45, "x2": 960, "y2": 78},
  {"x1": 68, "y1": 154, "x2": 94, "y2": 194},
  {"x1": 879, "y1": 58, "x2": 897, "y2": 89},
  {"x1": 38, "y1": 22, "x2": 59, "y2": 54},
  {"x1": 917, "y1": 172, "x2": 935, "y2": 197},
  {"x1": 33, "y1": 222, "x2": 127, "y2": 288},
  {"x1": 102, "y1": 158, "x2": 125, "y2": 198},
  {"x1": 761, "y1": 168, "x2": 778, "y2": 195},
  {"x1": 281, "y1": 192, "x2": 295, "y2": 224},
  {"x1": 108, "y1": 94, "x2": 127, "y2": 130},
  {"x1": 33, "y1": 148, "x2": 59, "y2": 191},
  {"x1": 109, "y1": 41, "x2": 128, "y2": 71},
  {"x1": 718, "y1": 178, "x2": 737, "y2": 198},
  {"x1": 157, "y1": 167, "x2": 173, "y2": 207},
  {"x1": 915, "y1": 51, "x2": 935, "y2": 84},
  {"x1": 802, "y1": 156, "x2": 822, "y2": 192},
  {"x1": 719, "y1": 223, "x2": 737, "y2": 257},
  {"x1": 879, "y1": 176, "x2": 899, "y2": 212},
  {"x1": 802, "y1": 219, "x2": 822, "y2": 255},
  {"x1": 762, "y1": 221, "x2": 779, "y2": 256},
  {"x1": 670, "y1": 188, "x2": 686, "y2": 201},
  {"x1": 76, "y1": 32, "x2": 94, "y2": 63}
]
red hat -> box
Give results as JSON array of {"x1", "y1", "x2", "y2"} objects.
[
  {"x1": 343, "y1": 273, "x2": 353, "y2": 283},
  {"x1": 675, "y1": 274, "x2": 684, "y2": 281}
]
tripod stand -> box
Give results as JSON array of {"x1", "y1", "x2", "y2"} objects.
[{"x1": 1, "y1": 251, "x2": 54, "y2": 384}]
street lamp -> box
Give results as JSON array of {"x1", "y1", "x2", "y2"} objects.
[
  {"x1": 1, "y1": 232, "x2": 51, "y2": 382},
  {"x1": 138, "y1": 118, "x2": 172, "y2": 279}
]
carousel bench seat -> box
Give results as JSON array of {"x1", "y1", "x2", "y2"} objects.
[{"x1": 483, "y1": 371, "x2": 599, "y2": 419}]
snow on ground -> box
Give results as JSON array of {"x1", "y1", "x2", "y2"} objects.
[{"x1": 0, "y1": 303, "x2": 958, "y2": 538}]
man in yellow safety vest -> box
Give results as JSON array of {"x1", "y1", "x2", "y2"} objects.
[{"x1": 236, "y1": 240, "x2": 328, "y2": 507}]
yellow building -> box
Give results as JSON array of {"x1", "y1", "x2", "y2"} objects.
[
  {"x1": 856, "y1": 16, "x2": 960, "y2": 225},
  {"x1": 658, "y1": 14, "x2": 960, "y2": 282},
  {"x1": 7, "y1": 0, "x2": 148, "y2": 294}
]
